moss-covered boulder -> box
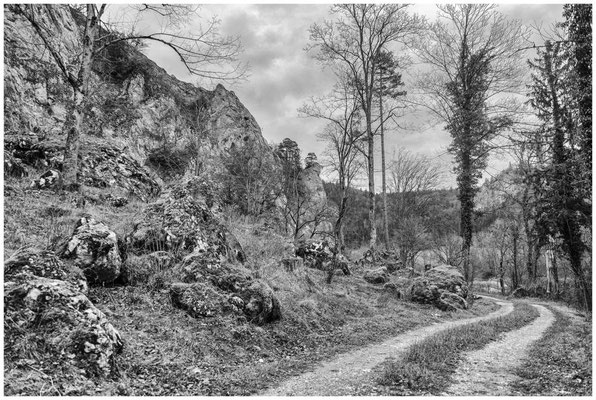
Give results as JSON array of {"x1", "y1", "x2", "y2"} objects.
[
  {"x1": 171, "y1": 254, "x2": 281, "y2": 324},
  {"x1": 410, "y1": 264, "x2": 469, "y2": 311},
  {"x1": 126, "y1": 177, "x2": 245, "y2": 263}
]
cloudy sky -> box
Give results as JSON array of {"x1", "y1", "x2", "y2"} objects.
[{"x1": 111, "y1": 2, "x2": 565, "y2": 189}]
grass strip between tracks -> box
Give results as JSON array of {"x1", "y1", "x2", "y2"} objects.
[{"x1": 377, "y1": 301, "x2": 539, "y2": 395}]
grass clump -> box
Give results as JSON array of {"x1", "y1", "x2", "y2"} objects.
[
  {"x1": 510, "y1": 308, "x2": 592, "y2": 396},
  {"x1": 378, "y1": 302, "x2": 539, "y2": 395}
]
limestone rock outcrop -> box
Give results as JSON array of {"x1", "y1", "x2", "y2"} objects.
[
  {"x1": 294, "y1": 239, "x2": 351, "y2": 276},
  {"x1": 59, "y1": 216, "x2": 124, "y2": 284},
  {"x1": 5, "y1": 247, "x2": 88, "y2": 293},
  {"x1": 4, "y1": 246, "x2": 122, "y2": 378},
  {"x1": 410, "y1": 264, "x2": 469, "y2": 311},
  {"x1": 4, "y1": 4, "x2": 275, "y2": 185},
  {"x1": 174, "y1": 258, "x2": 281, "y2": 324},
  {"x1": 126, "y1": 177, "x2": 245, "y2": 263},
  {"x1": 4, "y1": 273, "x2": 123, "y2": 378},
  {"x1": 292, "y1": 158, "x2": 335, "y2": 239}
]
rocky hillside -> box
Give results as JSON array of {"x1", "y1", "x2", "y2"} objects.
[
  {"x1": 3, "y1": 5, "x2": 489, "y2": 397},
  {"x1": 4, "y1": 4, "x2": 271, "y2": 194}
]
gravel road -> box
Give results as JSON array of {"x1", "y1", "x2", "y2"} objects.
[
  {"x1": 443, "y1": 303, "x2": 555, "y2": 396},
  {"x1": 260, "y1": 299, "x2": 514, "y2": 396}
]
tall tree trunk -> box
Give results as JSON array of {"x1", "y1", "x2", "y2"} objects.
[
  {"x1": 63, "y1": 5, "x2": 101, "y2": 188},
  {"x1": 335, "y1": 177, "x2": 348, "y2": 252},
  {"x1": 378, "y1": 70, "x2": 390, "y2": 251},
  {"x1": 545, "y1": 42, "x2": 591, "y2": 311},
  {"x1": 366, "y1": 110, "x2": 377, "y2": 254},
  {"x1": 62, "y1": 90, "x2": 84, "y2": 188},
  {"x1": 459, "y1": 150, "x2": 474, "y2": 282},
  {"x1": 512, "y1": 230, "x2": 518, "y2": 289}
]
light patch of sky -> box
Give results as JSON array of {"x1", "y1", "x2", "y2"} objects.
[{"x1": 104, "y1": 3, "x2": 565, "y2": 190}]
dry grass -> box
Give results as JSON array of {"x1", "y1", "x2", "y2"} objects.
[
  {"x1": 4, "y1": 181, "x2": 502, "y2": 395},
  {"x1": 3, "y1": 180, "x2": 148, "y2": 257}
]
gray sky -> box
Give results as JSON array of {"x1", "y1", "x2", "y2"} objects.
[{"x1": 122, "y1": 3, "x2": 565, "y2": 189}]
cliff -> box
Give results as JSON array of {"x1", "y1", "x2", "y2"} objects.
[{"x1": 4, "y1": 4, "x2": 271, "y2": 196}]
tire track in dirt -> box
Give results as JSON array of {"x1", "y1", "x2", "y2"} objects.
[
  {"x1": 260, "y1": 299, "x2": 514, "y2": 396},
  {"x1": 443, "y1": 304, "x2": 555, "y2": 396}
]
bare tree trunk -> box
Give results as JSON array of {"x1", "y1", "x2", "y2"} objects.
[
  {"x1": 366, "y1": 112, "x2": 377, "y2": 254},
  {"x1": 334, "y1": 179, "x2": 348, "y2": 252},
  {"x1": 62, "y1": 90, "x2": 84, "y2": 188},
  {"x1": 512, "y1": 229, "x2": 518, "y2": 289},
  {"x1": 63, "y1": 4, "x2": 101, "y2": 189},
  {"x1": 379, "y1": 71, "x2": 390, "y2": 251}
]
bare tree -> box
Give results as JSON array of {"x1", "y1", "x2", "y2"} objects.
[
  {"x1": 13, "y1": 4, "x2": 246, "y2": 189},
  {"x1": 374, "y1": 50, "x2": 407, "y2": 250},
  {"x1": 416, "y1": 4, "x2": 530, "y2": 281},
  {"x1": 299, "y1": 74, "x2": 365, "y2": 251},
  {"x1": 308, "y1": 4, "x2": 424, "y2": 254},
  {"x1": 388, "y1": 148, "x2": 443, "y2": 218}
]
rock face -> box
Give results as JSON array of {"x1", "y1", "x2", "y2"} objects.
[
  {"x1": 410, "y1": 264, "x2": 469, "y2": 311},
  {"x1": 4, "y1": 4, "x2": 274, "y2": 186},
  {"x1": 292, "y1": 160, "x2": 335, "y2": 239},
  {"x1": 60, "y1": 216, "x2": 123, "y2": 284},
  {"x1": 4, "y1": 249, "x2": 122, "y2": 378}
]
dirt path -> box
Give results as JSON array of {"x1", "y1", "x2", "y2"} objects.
[
  {"x1": 260, "y1": 299, "x2": 514, "y2": 396},
  {"x1": 444, "y1": 303, "x2": 555, "y2": 396}
]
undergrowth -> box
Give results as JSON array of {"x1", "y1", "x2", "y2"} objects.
[
  {"x1": 378, "y1": 302, "x2": 540, "y2": 395},
  {"x1": 510, "y1": 307, "x2": 592, "y2": 396}
]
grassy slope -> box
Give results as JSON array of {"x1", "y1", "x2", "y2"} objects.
[{"x1": 4, "y1": 180, "x2": 498, "y2": 395}]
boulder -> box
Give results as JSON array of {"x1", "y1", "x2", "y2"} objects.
[
  {"x1": 173, "y1": 256, "x2": 281, "y2": 324},
  {"x1": 60, "y1": 216, "x2": 123, "y2": 284},
  {"x1": 364, "y1": 267, "x2": 390, "y2": 284},
  {"x1": 295, "y1": 239, "x2": 351, "y2": 277},
  {"x1": 437, "y1": 292, "x2": 468, "y2": 312},
  {"x1": 170, "y1": 282, "x2": 229, "y2": 318},
  {"x1": 357, "y1": 249, "x2": 401, "y2": 268},
  {"x1": 4, "y1": 273, "x2": 123, "y2": 378},
  {"x1": 240, "y1": 281, "x2": 281, "y2": 324},
  {"x1": 4, "y1": 247, "x2": 88, "y2": 293},
  {"x1": 295, "y1": 239, "x2": 334, "y2": 269},
  {"x1": 411, "y1": 281, "x2": 441, "y2": 304},
  {"x1": 126, "y1": 178, "x2": 245, "y2": 263},
  {"x1": 410, "y1": 264, "x2": 469, "y2": 311},
  {"x1": 30, "y1": 169, "x2": 61, "y2": 189},
  {"x1": 383, "y1": 277, "x2": 411, "y2": 299}
]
